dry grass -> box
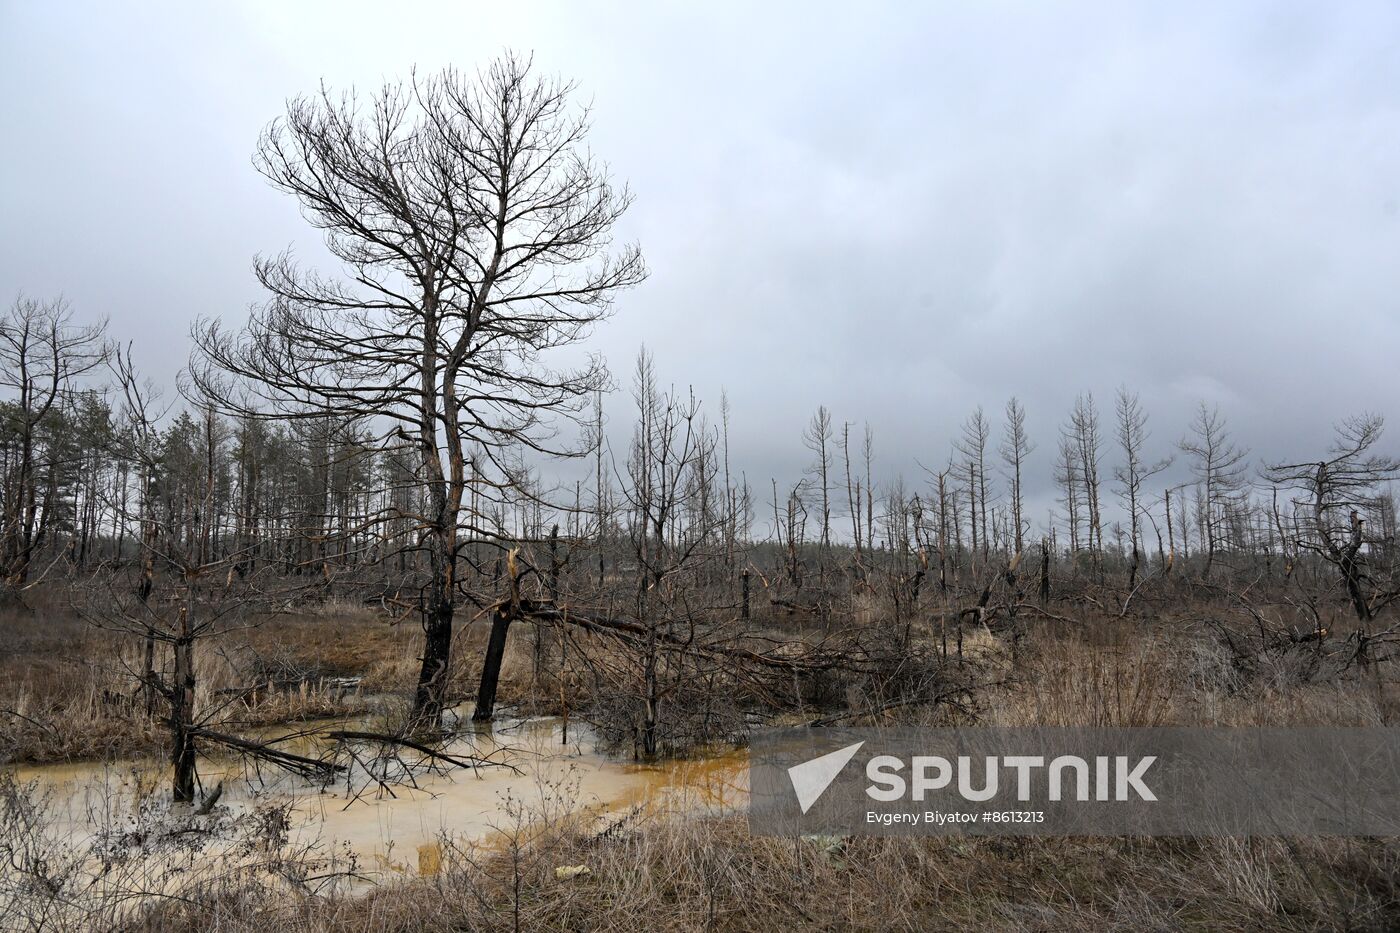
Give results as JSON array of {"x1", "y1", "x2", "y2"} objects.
[
  {"x1": 119, "y1": 809, "x2": 1400, "y2": 932},
  {"x1": 0, "y1": 597, "x2": 440, "y2": 764},
  {"x1": 7, "y1": 592, "x2": 1400, "y2": 930},
  {"x1": 0, "y1": 590, "x2": 558, "y2": 765},
  {"x1": 974, "y1": 615, "x2": 1400, "y2": 730}
]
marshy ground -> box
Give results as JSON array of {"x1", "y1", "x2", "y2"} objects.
[{"x1": 4, "y1": 579, "x2": 1400, "y2": 932}]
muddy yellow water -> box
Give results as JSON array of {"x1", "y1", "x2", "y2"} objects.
[{"x1": 13, "y1": 709, "x2": 748, "y2": 885}]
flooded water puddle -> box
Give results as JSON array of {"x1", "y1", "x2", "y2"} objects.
[{"x1": 12, "y1": 707, "x2": 749, "y2": 885}]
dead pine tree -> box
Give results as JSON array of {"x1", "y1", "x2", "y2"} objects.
[
  {"x1": 803, "y1": 406, "x2": 834, "y2": 575},
  {"x1": 999, "y1": 397, "x2": 1033, "y2": 559},
  {"x1": 1065, "y1": 394, "x2": 1104, "y2": 571},
  {"x1": 85, "y1": 371, "x2": 297, "y2": 803},
  {"x1": 1265, "y1": 414, "x2": 1400, "y2": 625},
  {"x1": 1179, "y1": 403, "x2": 1249, "y2": 580},
  {"x1": 108, "y1": 344, "x2": 170, "y2": 715},
  {"x1": 956, "y1": 407, "x2": 993, "y2": 568},
  {"x1": 619, "y1": 350, "x2": 722, "y2": 756},
  {"x1": 1113, "y1": 388, "x2": 1171, "y2": 590},
  {"x1": 863, "y1": 424, "x2": 876, "y2": 555},
  {"x1": 1056, "y1": 436, "x2": 1083, "y2": 557},
  {"x1": 191, "y1": 55, "x2": 644, "y2": 728},
  {"x1": 842, "y1": 421, "x2": 864, "y2": 582}
]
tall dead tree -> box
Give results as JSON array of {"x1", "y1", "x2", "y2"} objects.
[
  {"x1": 863, "y1": 424, "x2": 876, "y2": 555},
  {"x1": 721, "y1": 390, "x2": 737, "y2": 568},
  {"x1": 1055, "y1": 436, "x2": 1082, "y2": 554},
  {"x1": 999, "y1": 397, "x2": 1033, "y2": 556},
  {"x1": 1065, "y1": 394, "x2": 1104, "y2": 563},
  {"x1": 620, "y1": 349, "x2": 720, "y2": 755},
  {"x1": 803, "y1": 406, "x2": 834, "y2": 551},
  {"x1": 1265, "y1": 414, "x2": 1400, "y2": 621},
  {"x1": 957, "y1": 407, "x2": 992, "y2": 563},
  {"x1": 1180, "y1": 403, "x2": 1249, "y2": 578},
  {"x1": 934, "y1": 465, "x2": 952, "y2": 589},
  {"x1": 842, "y1": 422, "x2": 861, "y2": 568},
  {"x1": 108, "y1": 344, "x2": 170, "y2": 714},
  {"x1": 192, "y1": 56, "x2": 643, "y2": 726},
  {"x1": 1113, "y1": 388, "x2": 1170, "y2": 588}
]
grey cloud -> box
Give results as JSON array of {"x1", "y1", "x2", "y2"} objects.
[{"x1": 3, "y1": 1, "x2": 1399, "y2": 534}]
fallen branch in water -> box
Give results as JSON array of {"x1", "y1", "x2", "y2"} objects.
[
  {"x1": 194, "y1": 728, "x2": 344, "y2": 780},
  {"x1": 321, "y1": 730, "x2": 523, "y2": 775}
]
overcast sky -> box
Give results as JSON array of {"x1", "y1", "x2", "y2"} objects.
[{"x1": 3, "y1": 2, "x2": 1399, "y2": 532}]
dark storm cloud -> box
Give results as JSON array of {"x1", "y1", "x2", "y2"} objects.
[{"x1": 3, "y1": 1, "x2": 1399, "y2": 533}]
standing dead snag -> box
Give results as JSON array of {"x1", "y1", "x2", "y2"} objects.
[
  {"x1": 80, "y1": 552, "x2": 266, "y2": 803},
  {"x1": 956, "y1": 408, "x2": 992, "y2": 566},
  {"x1": 191, "y1": 55, "x2": 643, "y2": 727},
  {"x1": 472, "y1": 605, "x2": 514, "y2": 722},
  {"x1": 1000, "y1": 397, "x2": 1033, "y2": 557},
  {"x1": 803, "y1": 406, "x2": 834, "y2": 553},
  {"x1": 1113, "y1": 388, "x2": 1170, "y2": 589},
  {"x1": 473, "y1": 548, "x2": 522, "y2": 723},
  {"x1": 1265, "y1": 414, "x2": 1400, "y2": 622},
  {"x1": 1180, "y1": 403, "x2": 1249, "y2": 578},
  {"x1": 109, "y1": 344, "x2": 169, "y2": 715},
  {"x1": 623, "y1": 352, "x2": 722, "y2": 756},
  {"x1": 1064, "y1": 394, "x2": 1104, "y2": 567},
  {"x1": 842, "y1": 421, "x2": 863, "y2": 577}
]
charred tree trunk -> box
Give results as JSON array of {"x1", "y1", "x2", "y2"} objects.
[
  {"x1": 1340, "y1": 510, "x2": 1371, "y2": 622},
  {"x1": 1039, "y1": 540, "x2": 1051, "y2": 605},
  {"x1": 741, "y1": 569, "x2": 750, "y2": 623},
  {"x1": 139, "y1": 481, "x2": 159, "y2": 716},
  {"x1": 414, "y1": 579, "x2": 455, "y2": 727},
  {"x1": 472, "y1": 608, "x2": 513, "y2": 722},
  {"x1": 170, "y1": 600, "x2": 197, "y2": 803}
]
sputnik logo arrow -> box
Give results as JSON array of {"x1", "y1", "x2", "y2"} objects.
[{"x1": 787, "y1": 741, "x2": 865, "y2": 814}]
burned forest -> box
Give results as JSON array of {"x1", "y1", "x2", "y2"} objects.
[{"x1": 6, "y1": 14, "x2": 1400, "y2": 933}]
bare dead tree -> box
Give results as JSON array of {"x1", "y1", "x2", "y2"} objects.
[
  {"x1": 863, "y1": 423, "x2": 876, "y2": 555},
  {"x1": 89, "y1": 355, "x2": 292, "y2": 802},
  {"x1": 107, "y1": 344, "x2": 174, "y2": 714},
  {"x1": 1180, "y1": 402, "x2": 1249, "y2": 578},
  {"x1": 1114, "y1": 388, "x2": 1171, "y2": 588},
  {"x1": 190, "y1": 56, "x2": 644, "y2": 727},
  {"x1": 1065, "y1": 394, "x2": 1104, "y2": 565},
  {"x1": 842, "y1": 421, "x2": 863, "y2": 574},
  {"x1": 1055, "y1": 435, "x2": 1082, "y2": 555},
  {"x1": 1265, "y1": 414, "x2": 1400, "y2": 622},
  {"x1": 784, "y1": 480, "x2": 808, "y2": 588},
  {"x1": 720, "y1": 389, "x2": 736, "y2": 569},
  {"x1": 999, "y1": 397, "x2": 1033, "y2": 557},
  {"x1": 803, "y1": 406, "x2": 834, "y2": 552},
  {"x1": 934, "y1": 464, "x2": 952, "y2": 590},
  {"x1": 615, "y1": 349, "x2": 722, "y2": 755},
  {"x1": 956, "y1": 407, "x2": 992, "y2": 565}
]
